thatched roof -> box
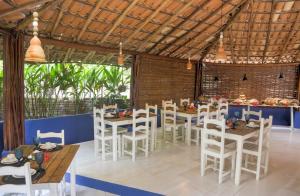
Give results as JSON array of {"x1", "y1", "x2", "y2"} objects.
[{"x1": 0, "y1": 0, "x2": 299, "y2": 64}]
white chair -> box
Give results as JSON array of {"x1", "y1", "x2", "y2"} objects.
[
  {"x1": 37, "y1": 130, "x2": 65, "y2": 145},
  {"x1": 163, "y1": 102, "x2": 185, "y2": 143},
  {"x1": 201, "y1": 117, "x2": 236, "y2": 184},
  {"x1": 218, "y1": 102, "x2": 228, "y2": 119},
  {"x1": 0, "y1": 162, "x2": 33, "y2": 195},
  {"x1": 122, "y1": 108, "x2": 149, "y2": 161},
  {"x1": 208, "y1": 103, "x2": 219, "y2": 119},
  {"x1": 103, "y1": 103, "x2": 117, "y2": 111},
  {"x1": 146, "y1": 103, "x2": 158, "y2": 115},
  {"x1": 242, "y1": 116, "x2": 273, "y2": 181},
  {"x1": 162, "y1": 99, "x2": 173, "y2": 107},
  {"x1": 180, "y1": 98, "x2": 190, "y2": 106},
  {"x1": 242, "y1": 109, "x2": 262, "y2": 121},
  {"x1": 191, "y1": 105, "x2": 208, "y2": 145}
]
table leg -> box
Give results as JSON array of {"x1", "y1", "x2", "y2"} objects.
[
  {"x1": 235, "y1": 140, "x2": 243, "y2": 185},
  {"x1": 290, "y1": 107, "x2": 294, "y2": 132},
  {"x1": 113, "y1": 124, "x2": 118, "y2": 161},
  {"x1": 71, "y1": 160, "x2": 76, "y2": 196},
  {"x1": 150, "y1": 118, "x2": 156, "y2": 152},
  {"x1": 186, "y1": 116, "x2": 192, "y2": 146}
]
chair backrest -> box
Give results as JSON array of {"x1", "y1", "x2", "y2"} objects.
[
  {"x1": 162, "y1": 99, "x2": 173, "y2": 107},
  {"x1": 0, "y1": 162, "x2": 32, "y2": 195},
  {"x1": 163, "y1": 102, "x2": 176, "y2": 126},
  {"x1": 93, "y1": 107, "x2": 107, "y2": 138},
  {"x1": 257, "y1": 116, "x2": 273, "y2": 153},
  {"x1": 180, "y1": 98, "x2": 190, "y2": 106},
  {"x1": 242, "y1": 109, "x2": 262, "y2": 121},
  {"x1": 202, "y1": 117, "x2": 226, "y2": 154},
  {"x1": 145, "y1": 103, "x2": 158, "y2": 115},
  {"x1": 132, "y1": 108, "x2": 149, "y2": 137},
  {"x1": 103, "y1": 103, "x2": 117, "y2": 113},
  {"x1": 197, "y1": 104, "x2": 208, "y2": 125},
  {"x1": 37, "y1": 129, "x2": 65, "y2": 145},
  {"x1": 218, "y1": 102, "x2": 228, "y2": 119},
  {"x1": 208, "y1": 103, "x2": 219, "y2": 119}
]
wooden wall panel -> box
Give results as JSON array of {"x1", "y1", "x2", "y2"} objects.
[
  {"x1": 135, "y1": 54, "x2": 196, "y2": 107},
  {"x1": 202, "y1": 63, "x2": 299, "y2": 101}
]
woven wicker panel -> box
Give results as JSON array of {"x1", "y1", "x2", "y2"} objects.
[
  {"x1": 202, "y1": 63, "x2": 299, "y2": 100},
  {"x1": 136, "y1": 54, "x2": 195, "y2": 107}
]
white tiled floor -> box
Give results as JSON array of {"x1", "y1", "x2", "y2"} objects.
[{"x1": 74, "y1": 128, "x2": 300, "y2": 196}]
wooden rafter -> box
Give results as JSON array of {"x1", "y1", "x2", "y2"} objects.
[
  {"x1": 277, "y1": 11, "x2": 300, "y2": 63},
  {"x1": 157, "y1": 0, "x2": 233, "y2": 56},
  {"x1": 262, "y1": 0, "x2": 275, "y2": 63},
  {"x1": 77, "y1": 0, "x2": 105, "y2": 41},
  {"x1": 123, "y1": 0, "x2": 171, "y2": 45},
  {"x1": 16, "y1": 0, "x2": 60, "y2": 30},
  {"x1": 0, "y1": 0, "x2": 53, "y2": 18},
  {"x1": 100, "y1": 0, "x2": 139, "y2": 44},
  {"x1": 51, "y1": 0, "x2": 73, "y2": 37},
  {"x1": 147, "y1": 0, "x2": 211, "y2": 54},
  {"x1": 136, "y1": 0, "x2": 195, "y2": 51},
  {"x1": 229, "y1": 25, "x2": 236, "y2": 63},
  {"x1": 200, "y1": 0, "x2": 249, "y2": 61},
  {"x1": 246, "y1": 0, "x2": 255, "y2": 63}
]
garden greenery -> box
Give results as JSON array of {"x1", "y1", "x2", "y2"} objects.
[{"x1": 0, "y1": 62, "x2": 131, "y2": 119}]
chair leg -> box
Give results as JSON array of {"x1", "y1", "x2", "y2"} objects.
[
  {"x1": 122, "y1": 137, "x2": 125, "y2": 156},
  {"x1": 200, "y1": 152, "x2": 205, "y2": 176},
  {"x1": 264, "y1": 151, "x2": 269, "y2": 175},
  {"x1": 145, "y1": 138, "x2": 149, "y2": 157},
  {"x1": 94, "y1": 139, "x2": 99, "y2": 157},
  {"x1": 256, "y1": 155, "x2": 262, "y2": 181},
  {"x1": 213, "y1": 157, "x2": 218, "y2": 171},
  {"x1": 132, "y1": 140, "x2": 136, "y2": 162},
  {"x1": 231, "y1": 153, "x2": 236, "y2": 179},
  {"x1": 218, "y1": 158, "x2": 224, "y2": 184},
  {"x1": 118, "y1": 135, "x2": 121, "y2": 158},
  {"x1": 101, "y1": 139, "x2": 105, "y2": 161},
  {"x1": 196, "y1": 130, "x2": 199, "y2": 146}
]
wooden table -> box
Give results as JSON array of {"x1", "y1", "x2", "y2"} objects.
[
  {"x1": 105, "y1": 114, "x2": 157, "y2": 161},
  {"x1": 0, "y1": 145, "x2": 79, "y2": 196},
  {"x1": 206, "y1": 121, "x2": 260, "y2": 185}
]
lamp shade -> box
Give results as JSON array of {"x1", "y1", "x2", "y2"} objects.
[
  {"x1": 25, "y1": 35, "x2": 46, "y2": 62},
  {"x1": 186, "y1": 57, "x2": 192, "y2": 70},
  {"x1": 118, "y1": 54, "x2": 124, "y2": 66}
]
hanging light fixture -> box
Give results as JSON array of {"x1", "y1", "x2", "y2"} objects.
[
  {"x1": 242, "y1": 73, "x2": 248, "y2": 81},
  {"x1": 118, "y1": 42, "x2": 124, "y2": 66},
  {"x1": 215, "y1": 1, "x2": 226, "y2": 62},
  {"x1": 214, "y1": 76, "x2": 219, "y2": 81},
  {"x1": 25, "y1": 12, "x2": 46, "y2": 62},
  {"x1": 279, "y1": 72, "x2": 284, "y2": 79},
  {"x1": 186, "y1": 56, "x2": 192, "y2": 70}
]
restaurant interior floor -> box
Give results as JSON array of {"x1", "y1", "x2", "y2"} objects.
[{"x1": 64, "y1": 127, "x2": 300, "y2": 196}]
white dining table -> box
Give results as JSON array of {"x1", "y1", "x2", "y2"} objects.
[{"x1": 104, "y1": 114, "x2": 157, "y2": 161}]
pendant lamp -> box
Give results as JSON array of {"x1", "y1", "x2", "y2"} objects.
[
  {"x1": 216, "y1": 32, "x2": 226, "y2": 61},
  {"x1": 242, "y1": 73, "x2": 248, "y2": 81},
  {"x1": 279, "y1": 72, "x2": 283, "y2": 79},
  {"x1": 118, "y1": 42, "x2": 124, "y2": 66},
  {"x1": 186, "y1": 56, "x2": 192, "y2": 70},
  {"x1": 25, "y1": 12, "x2": 46, "y2": 62},
  {"x1": 214, "y1": 76, "x2": 219, "y2": 81}
]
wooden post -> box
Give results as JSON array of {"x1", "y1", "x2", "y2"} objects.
[{"x1": 3, "y1": 30, "x2": 25, "y2": 150}]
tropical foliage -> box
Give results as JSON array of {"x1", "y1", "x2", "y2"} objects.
[{"x1": 0, "y1": 62, "x2": 131, "y2": 119}]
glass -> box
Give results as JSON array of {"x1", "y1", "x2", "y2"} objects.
[
  {"x1": 245, "y1": 114, "x2": 250, "y2": 124},
  {"x1": 33, "y1": 137, "x2": 40, "y2": 148},
  {"x1": 15, "y1": 148, "x2": 23, "y2": 162},
  {"x1": 35, "y1": 152, "x2": 44, "y2": 171},
  {"x1": 234, "y1": 111, "x2": 240, "y2": 119}
]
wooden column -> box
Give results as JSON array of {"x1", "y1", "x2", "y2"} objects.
[
  {"x1": 194, "y1": 61, "x2": 203, "y2": 99},
  {"x1": 3, "y1": 30, "x2": 25, "y2": 150},
  {"x1": 130, "y1": 55, "x2": 140, "y2": 108},
  {"x1": 298, "y1": 64, "x2": 300, "y2": 101}
]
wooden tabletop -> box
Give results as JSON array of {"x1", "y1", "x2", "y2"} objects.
[
  {"x1": 0, "y1": 145, "x2": 79, "y2": 184},
  {"x1": 105, "y1": 113, "x2": 157, "y2": 122}
]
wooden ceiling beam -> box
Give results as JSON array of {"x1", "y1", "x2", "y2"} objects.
[
  {"x1": 123, "y1": 0, "x2": 171, "y2": 45},
  {"x1": 51, "y1": 0, "x2": 73, "y2": 37},
  {"x1": 16, "y1": 0, "x2": 60, "y2": 30},
  {"x1": 77, "y1": 0, "x2": 105, "y2": 41},
  {"x1": 99, "y1": 0, "x2": 139, "y2": 44},
  {"x1": 229, "y1": 25, "x2": 236, "y2": 63},
  {"x1": 147, "y1": 0, "x2": 211, "y2": 54},
  {"x1": 0, "y1": 0, "x2": 53, "y2": 18},
  {"x1": 277, "y1": 11, "x2": 300, "y2": 63},
  {"x1": 246, "y1": 0, "x2": 255, "y2": 63},
  {"x1": 136, "y1": 0, "x2": 194, "y2": 51},
  {"x1": 199, "y1": 0, "x2": 249, "y2": 61},
  {"x1": 262, "y1": 0, "x2": 275, "y2": 63},
  {"x1": 158, "y1": 0, "x2": 234, "y2": 56}
]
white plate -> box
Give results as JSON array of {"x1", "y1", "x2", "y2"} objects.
[
  {"x1": 246, "y1": 123, "x2": 259, "y2": 128},
  {"x1": 104, "y1": 113, "x2": 114, "y2": 118},
  {"x1": 216, "y1": 125, "x2": 230, "y2": 129},
  {"x1": 13, "y1": 169, "x2": 36, "y2": 178},
  {"x1": 1, "y1": 157, "x2": 18, "y2": 164},
  {"x1": 40, "y1": 142, "x2": 56, "y2": 150}
]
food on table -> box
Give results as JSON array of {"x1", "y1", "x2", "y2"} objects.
[{"x1": 248, "y1": 99, "x2": 259, "y2": 106}]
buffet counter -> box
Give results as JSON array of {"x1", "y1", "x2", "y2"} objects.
[{"x1": 229, "y1": 104, "x2": 300, "y2": 130}]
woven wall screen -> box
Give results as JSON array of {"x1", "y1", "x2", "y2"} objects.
[{"x1": 202, "y1": 63, "x2": 299, "y2": 100}]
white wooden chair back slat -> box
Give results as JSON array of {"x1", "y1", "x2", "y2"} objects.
[
  {"x1": 132, "y1": 108, "x2": 150, "y2": 138},
  {"x1": 197, "y1": 105, "x2": 208, "y2": 125},
  {"x1": 180, "y1": 98, "x2": 190, "y2": 106},
  {"x1": 218, "y1": 102, "x2": 228, "y2": 119},
  {"x1": 163, "y1": 103, "x2": 176, "y2": 126},
  {"x1": 145, "y1": 103, "x2": 158, "y2": 115},
  {"x1": 37, "y1": 130, "x2": 65, "y2": 145},
  {"x1": 0, "y1": 162, "x2": 32, "y2": 195},
  {"x1": 162, "y1": 99, "x2": 173, "y2": 107},
  {"x1": 242, "y1": 109, "x2": 262, "y2": 121}
]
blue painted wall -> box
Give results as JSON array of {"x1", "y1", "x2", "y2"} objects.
[{"x1": 294, "y1": 111, "x2": 300, "y2": 128}]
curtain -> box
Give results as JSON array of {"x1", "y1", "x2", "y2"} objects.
[
  {"x1": 194, "y1": 60, "x2": 203, "y2": 99},
  {"x1": 130, "y1": 54, "x2": 141, "y2": 108},
  {"x1": 3, "y1": 30, "x2": 25, "y2": 150}
]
